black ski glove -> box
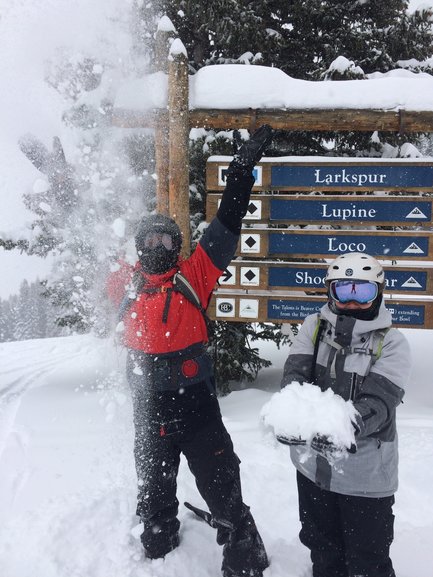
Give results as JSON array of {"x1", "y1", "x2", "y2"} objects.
[
  {"x1": 227, "y1": 124, "x2": 274, "y2": 177},
  {"x1": 276, "y1": 435, "x2": 306, "y2": 446},
  {"x1": 310, "y1": 434, "x2": 341, "y2": 459},
  {"x1": 311, "y1": 434, "x2": 357, "y2": 457},
  {"x1": 217, "y1": 125, "x2": 273, "y2": 233}
]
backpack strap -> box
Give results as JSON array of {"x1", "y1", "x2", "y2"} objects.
[
  {"x1": 173, "y1": 272, "x2": 214, "y2": 339},
  {"x1": 309, "y1": 316, "x2": 390, "y2": 381},
  {"x1": 310, "y1": 315, "x2": 327, "y2": 384},
  {"x1": 371, "y1": 327, "x2": 390, "y2": 362},
  {"x1": 119, "y1": 269, "x2": 213, "y2": 335},
  {"x1": 172, "y1": 272, "x2": 206, "y2": 314}
]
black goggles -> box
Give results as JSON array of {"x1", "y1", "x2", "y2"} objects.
[
  {"x1": 329, "y1": 279, "x2": 379, "y2": 305},
  {"x1": 143, "y1": 232, "x2": 173, "y2": 250}
]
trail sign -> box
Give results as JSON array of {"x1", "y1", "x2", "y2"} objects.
[
  {"x1": 271, "y1": 164, "x2": 433, "y2": 190},
  {"x1": 206, "y1": 155, "x2": 433, "y2": 329},
  {"x1": 209, "y1": 293, "x2": 433, "y2": 329},
  {"x1": 207, "y1": 157, "x2": 433, "y2": 192},
  {"x1": 237, "y1": 229, "x2": 433, "y2": 260},
  {"x1": 217, "y1": 261, "x2": 433, "y2": 294},
  {"x1": 206, "y1": 194, "x2": 433, "y2": 226}
]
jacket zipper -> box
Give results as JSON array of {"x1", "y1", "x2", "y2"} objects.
[{"x1": 349, "y1": 373, "x2": 357, "y2": 401}]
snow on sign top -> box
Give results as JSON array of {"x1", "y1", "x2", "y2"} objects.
[{"x1": 114, "y1": 64, "x2": 433, "y2": 112}]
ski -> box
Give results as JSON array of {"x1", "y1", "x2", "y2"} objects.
[{"x1": 184, "y1": 501, "x2": 215, "y2": 527}]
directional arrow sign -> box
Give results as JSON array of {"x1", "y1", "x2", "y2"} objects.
[
  {"x1": 238, "y1": 230, "x2": 433, "y2": 260},
  {"x1": 220, "y1": 265, "x2": 236, "y2": 285}
]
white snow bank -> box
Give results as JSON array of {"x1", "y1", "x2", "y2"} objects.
[
  {"x1": 261, "y1": 381, "x2": 358, "y2": 449},
  {"x1": 115, "y1": 64, "x2": 433, "y2": 112},
  {"x1": 0, "y1": 332, "x2": 433, "y2": 576}
]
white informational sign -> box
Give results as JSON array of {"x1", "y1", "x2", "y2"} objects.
[
  {"x1": 239, "y1": 299, "x2": 259, "y2": 319},
  {"x1": 241, "y1": 233, "x2": 261, "y2": 254},
  {"x1": 240, "y1": 266, "x2": 260, "y2": 286},
  {"x1": 215, "y1": 297, "x2": 236, "y2": 317},
  {"x1": 219, "y1": 265, "x2": 236, "y2": 285},
  {"x1": 245, "y1": 199, "x2": 262, "y2": 220}
]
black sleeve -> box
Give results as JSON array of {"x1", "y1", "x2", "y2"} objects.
[
  {"x1": 216, "y1": 167, "x2": 255, "y2": 234},
  {"x1": 199, "y1": 216, "x2": 240, "y2": 271}
]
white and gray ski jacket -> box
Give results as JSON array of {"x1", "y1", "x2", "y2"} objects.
[{"x1": 281, "y1": 301, "x2": 411, "y2": 497}]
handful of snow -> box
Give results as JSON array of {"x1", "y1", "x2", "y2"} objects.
[{"x1": 261, "y1": 382, "x2": 359, "y2": 451}]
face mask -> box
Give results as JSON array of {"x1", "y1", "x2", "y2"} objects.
[
  {"x1": 328, "y1": 294, "x2": 383, "y2": 320},
  {"x1": 138, "y1": 244, "x2": 178, "y2": 274}
]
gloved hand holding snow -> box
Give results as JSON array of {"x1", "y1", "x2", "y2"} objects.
[{"x1": 261, "y1": 382, "x2": 359, "y2": 458}]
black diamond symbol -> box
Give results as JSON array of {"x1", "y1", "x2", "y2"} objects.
[
  {"x1": 245, "y1": 270, "x2": 256, "y2": 281},
  {"x1": 245, "y1": 236, "x2": 256, "y2": 248},
  {"x1": 247, "y1": 202, "x2": 258, "y2": 215}
]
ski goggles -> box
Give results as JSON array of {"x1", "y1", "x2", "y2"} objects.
[
  {"x1": 329, "y1": 279, "x2": 379, "y2": 304},
  {"x1": 143, "y1": 232, "x2": 173, "y2": 250}
]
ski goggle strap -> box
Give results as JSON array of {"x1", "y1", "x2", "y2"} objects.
[
  {"x1": 329, "y1": 279, "x2": 379, "y2": 304},
  {"x1": 143, "y1": 232, "x2": 173, "y2": 250}
]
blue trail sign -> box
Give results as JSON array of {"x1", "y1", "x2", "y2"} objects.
[
  {"x1": 271, "y1": 164, "x2": 433, "y2": 190},
  {"x1": 267, "y1": 299, "x2": 426, "y2": 326},
  {"x1": 206, "y1": 194, "x2": 433, "y2": 226},
  {"x1": 267, "y1": 264, "x2": 429, "y2": 292},
  {"x1": 206, "y1": 157, "x2": 433, "y2": 192},
  {"x1": 208, "y1": 293, "x2": 433, "y2": 328},
  {"x1": 239, "y1": 229, "x2": 433, "y2": 260},
  {"x1": 269, "y1": 196, "x2": 433, "y2": 225},
  {"x1": 217, "y1": 261, "x2": 433, "y2": 294}
]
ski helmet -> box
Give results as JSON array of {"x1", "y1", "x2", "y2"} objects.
[
  {"x1": 325, "y1": 253, "x2": 385, "y2": 320},
  {"x1": 135, "y1": 214, "x2": 182, "y2": 274},
  {"x1": 325, "y1": 252, "x2": 385, "y2": 285}
]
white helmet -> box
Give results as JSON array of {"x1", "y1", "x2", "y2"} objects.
[{"x1": 325, "y1": 253, "x2": 385, "y2": 285}]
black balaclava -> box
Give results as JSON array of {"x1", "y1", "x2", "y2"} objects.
[
  {"x1": 135, "y1": 214, "x2": 182, "y2": 275},
  {"x1": 327, "y1": 288, "x2": 383, "y2": 321}
]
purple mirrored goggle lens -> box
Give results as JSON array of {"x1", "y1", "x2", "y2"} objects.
[
  {"x1": 143, "y1": 232, "x2": 173, "y2": 250},
  {"x1": 330, "y1": 280, "x2": 378, "y2": 304}
]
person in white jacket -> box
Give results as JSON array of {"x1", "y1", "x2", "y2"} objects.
[{"x1": 280, "y1": 253, "x2": 412, "y2": 577}]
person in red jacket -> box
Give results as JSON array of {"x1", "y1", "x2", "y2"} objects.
[{"x1": 118, "y1": 125, "x2": 273, "y2": 577}]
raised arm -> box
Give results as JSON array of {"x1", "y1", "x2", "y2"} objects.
[{"x1": 201, "y1": 125, "x2": 274, "y2": 271}]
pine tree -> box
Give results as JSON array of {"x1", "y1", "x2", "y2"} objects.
[{"x1": 143, "y1": 1, "x2": 278, "y2": 71}]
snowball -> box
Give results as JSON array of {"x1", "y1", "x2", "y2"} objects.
[
  {"x1": 261, "y1": 381, "x2": 358, "y2": 449},
  {"x1": 33, "y1": 178, "x2": 49, "y2": 193},
  {"x1": 112, "y1": 218, "x2": 125, "y2": 238}
]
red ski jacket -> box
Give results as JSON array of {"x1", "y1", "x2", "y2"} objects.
[{"x1": 112, "y1": 217, "x2": 239, "y2": 355}]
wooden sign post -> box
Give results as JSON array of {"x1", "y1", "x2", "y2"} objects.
[{"x1": 168, "y1": 49, "x2": 190, "y2": 257}]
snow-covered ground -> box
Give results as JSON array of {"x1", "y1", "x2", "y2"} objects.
[{"x1": 0, "y1": 329, "x2": 432, "y2": 577}]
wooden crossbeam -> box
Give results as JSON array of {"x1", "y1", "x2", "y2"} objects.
[{"x1": 111, "y1": 108, "x2": 433, "y2": 133}]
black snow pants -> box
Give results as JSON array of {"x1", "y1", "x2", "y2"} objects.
[
  {"x1": 297, "y1": 471, "x2": 396, "y2": 577},
  {"x1": 127, "y1": 351, "x2": 268, "y2": 576}
]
